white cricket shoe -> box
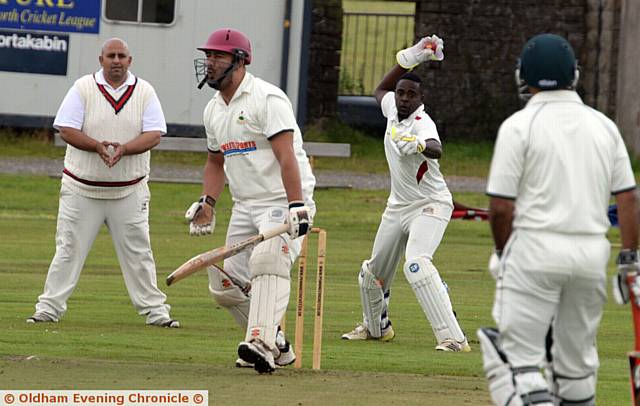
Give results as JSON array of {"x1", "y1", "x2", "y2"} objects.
[
  {"x1": 436, "y1": 338, "x2": 471, "y2": 352},
  {"x1": 238, "y1": 340, "x2": 276, "y2": 374},
  {"x1": 150, "y1": 319, "x2": 180, "y2": 328},
  {"x1": 26, "y1": 312, "x2": 58, "y2": 323},
  {"x1": 275, "y1": 329, "x2": 296, "y2": 366},
  {"x1": 341, "y1": 324, "x2": 395, "y2": 342},
  {"x1": 235, "y1": 358, "x2": 253, "y2": 368}
]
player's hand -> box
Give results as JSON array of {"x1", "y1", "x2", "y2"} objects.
[
  {"x1": 107, "y1": 142, "x2": 125, "y2": 167},
  {"x1": 488, "y1": 249, "x2": 502, "y2": 280},
  {"x1": 96, "y1": 141, "x2": 112, "y2": 166},
  {"x1": 288, "y1": 201, "x2": 313, "y2": 239},
  {"x1": 391, "y1": 127, "x2": 425, "y2": 155},
  {"x1": 396, "y1": 35, "x2": 445, "y2": 69},
  {"x1": 186, "y1": 195, "x2": 216, "y2": 236},
  {"x1": 613, "y1": 249, "x2": 640, "y2": 305}
]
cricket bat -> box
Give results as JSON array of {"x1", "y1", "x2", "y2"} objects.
[
  {"x1": 166, "y1": 223, "x2": 289, "y2": 286},
  {"x1": 451, "y1": 200, "x2": 489, "y2": 221}
]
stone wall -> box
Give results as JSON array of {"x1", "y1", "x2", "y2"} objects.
[
  {"x1": 414, "y1": 0, "x2": 619, "y2": 139},
  {"x1": 307, "y1": 0, "x2": 342, "y2": 121},
  {"x1": 616, "y1": 0, "x2": 640, "y2": 155}
]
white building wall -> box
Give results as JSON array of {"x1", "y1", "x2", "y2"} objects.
[{"x1": 0, "y1": 0, "x2": 305, "y2": 130}]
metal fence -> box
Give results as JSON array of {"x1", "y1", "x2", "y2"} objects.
[{"x1": 340, "y1": 11, "x2": 415, "y2": 96}]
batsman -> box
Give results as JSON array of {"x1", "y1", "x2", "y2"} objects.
[
  {"x1": 187, "y1": 28, "x2": 316, "y2": 374},
  {"x1": 342, "y1": 35, "x2": 471, "y2": 352},
  {"x1": 478, "y1": 34, "x2": 639, "y2": 405}
]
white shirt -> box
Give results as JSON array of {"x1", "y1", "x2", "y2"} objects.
[
  {"x1": 380, "y1": 92, "x2": 452, "y2": 207},
  {"x1": 487, "y1": 90, "x2": 636, "y2": 234},
  {"x1": 53, "y1": 69, "x2": 166, "y2": 134},
  {"x1": 203, "y1": 72, "x2": 315, "y2": 205}
]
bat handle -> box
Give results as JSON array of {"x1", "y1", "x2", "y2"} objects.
[{"x1": 261, "y1": 223, "x2": 289, "y2": 241}]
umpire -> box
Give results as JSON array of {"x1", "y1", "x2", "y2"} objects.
[
  {"x1": 478, "y1": 34, "x2": 638, "y2": 405},
  {"x1": 28, "y1": 38, "x2": 179, "y2": 328}
]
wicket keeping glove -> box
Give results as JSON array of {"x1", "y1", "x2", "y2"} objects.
[
  {"x1": 391, "y1": 127, "x2": 426, "y2": 156},
  {"x1": 396, "y1": 35, "x2": 444, "y2": 69},
  {"x1": 613, "y1": 249, "x2": 640, "y2": 305},
  {"x1": 288, "y1": 201, "x2": 313, "y2": 239},
  {"x1": 186, "y1": 195, "x2": 216, "y2": 236}
]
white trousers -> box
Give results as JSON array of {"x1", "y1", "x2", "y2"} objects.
[
  {"x1": 221, "y1": 202, "x2": 304, "y2": 286},
  {"x1": 35, "y1": 182, "x2": 171, "y2": 324},
  {"x1": 365, "y1": 200, "x2": 452, "y2": 325},
  {"x1": 494, "y1": 229, "x2": 609, "y2": 392}
]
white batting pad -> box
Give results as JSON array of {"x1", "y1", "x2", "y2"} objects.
[
  {"x1": 245, "y1": 274, "x2": 290, "y2": 350},
  {"x1": 553, "y1": 374, "x2": 596, "y2": 405},
  {"x1": 403, "y1": 257, "x2": 465, "y2": 342},
  {"x1": 478, "y1": 328, "x2": 521, "y2": 406},
  {"x1": 359, "y1": 261, "x2": 385, "y2": 338},
  {"x1": 208, "y1": 266, "x2": 250, "y2": 328},
  {"x1": 478, "y1": 328, "x2": 554, "y2": 406},
  {"x1": 249, "y1": 236, "x2": 292, "y2": 279}
]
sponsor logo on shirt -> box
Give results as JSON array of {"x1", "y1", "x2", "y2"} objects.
[{"x1": 221, "y1": 140, "x2": 257, "y2": 156}]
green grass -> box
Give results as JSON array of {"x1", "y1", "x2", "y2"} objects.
[{"x1": 0, "y1": 173, "x2": 634, "y2": 405}]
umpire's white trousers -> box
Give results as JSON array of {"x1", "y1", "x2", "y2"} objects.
[
  {"x1": 35, "y1": 182, "x2": 171, "y2": 324},
  {"x1": 494, "y1": 229, "x2": 609, "y2": 393}
]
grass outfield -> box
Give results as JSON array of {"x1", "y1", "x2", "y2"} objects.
[{"x1": 0, "y1": 174, "x2": 633, "y2": 405}]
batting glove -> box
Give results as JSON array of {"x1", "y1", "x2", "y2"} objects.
[
  {"x1": 396, "y1": 35, "x2": 445, "y2": 69},
  {"x1": 613, "y1": 249, "x2": 640, "y2": 305},
  {"x1": 488, "y1": 249, "x2": 502, "y2": 280},
  {"x1": 186, "y1": 195, "x2": 216, "y2": 236},
  {"x1": 391, "y1": 127, "x2": 426, "y2": 156},
  {"x1": 288, "y1": 201, "x2": 313, "y2": 239}
]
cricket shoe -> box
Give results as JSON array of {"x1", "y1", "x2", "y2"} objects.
[
  {"x1": 436, "y1": 338, "x2": 471, "y2": 352},
  {"x1": 341, "y1": 323, "x2": 395, "y2": 342},
  {"x1": 26, "y1": 312, "x2": 58, "y2": 323},
  {"x1": 275, "y1": 329, "x2": 296, "y2": 366},
  {"x1": 235, "y1": 358, "x2": 253, "y2": 368},
  {"x1": 150, "y1": 319, "x2": 181, "y2": 328},
  {"x1": 238, "y1": 340, "x2": 276, "y2": 374}
]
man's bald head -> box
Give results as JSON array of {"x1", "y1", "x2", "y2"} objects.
[
  {"x1": 99, "y1": 37, "x2": 132, "y2": 87},
  {"x1": 101, "y1": 38, "x2": 130, "y2": 56}
]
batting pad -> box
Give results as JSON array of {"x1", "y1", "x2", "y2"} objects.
[
  {"x1": 208, "y1": 266, "x2": 250, "y2": 328},
  {"x1": 359, "y1": 261, "x2": 385, "y2": 338},
  {"x1": 249, "y1": 236, "x2": 292, "y2": 279},
  {"x1": 478, "y1": 328, "x2": 554, "y2": 406},
  {"x1": 552, "y1": 374, "x2": 596, "y2": 405},
  {"x1": 403, "y1": 257, "x2": 465, "y2": 342},
  {"x1": 478, "y1": 327, "x2": 520, "y2": 406},
  {"x1": 245, "y1": 274, "x2": 290, "y2": 350}
]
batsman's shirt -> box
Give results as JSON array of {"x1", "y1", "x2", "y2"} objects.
[
  {"x1": 203, "y1": 72, "x2": 315, "y2": 205},
  {"x1": 380, "y1": 92, "x2": 452, "y2": 207},
  {"x1": 487, "y1": 90, "x2": 636, "y2": 234}
]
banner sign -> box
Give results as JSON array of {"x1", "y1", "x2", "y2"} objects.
[
  {"x1": 0, "y1": 29, "x2": 68, "y2": 75},
  {"x1": 0, "y1": 0, "x2": 100, "y2": 34}
]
